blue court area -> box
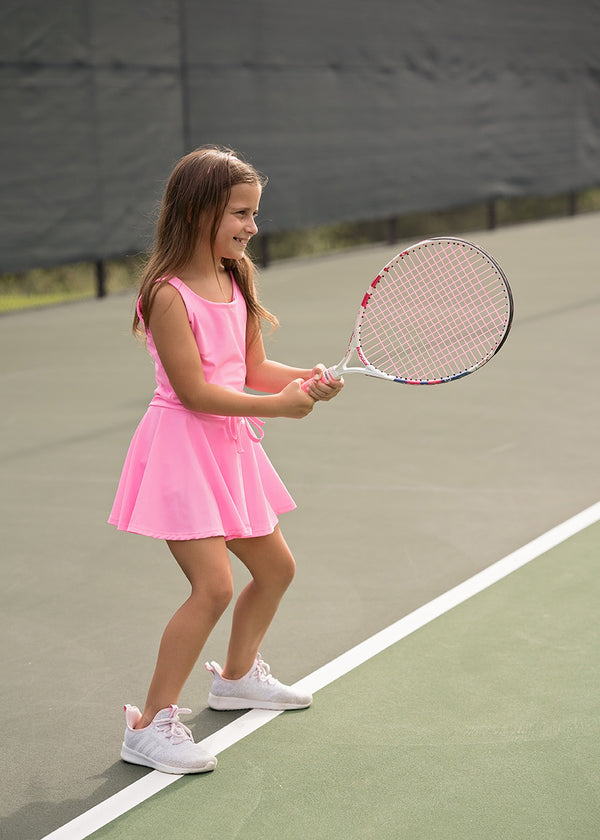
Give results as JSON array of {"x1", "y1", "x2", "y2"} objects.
[{"x1": 1, "y1": 213, "x2": 600, "y2": 839}]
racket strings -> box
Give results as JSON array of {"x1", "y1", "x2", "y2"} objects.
[
  {"x1": 358, "y1": 242, "x2": 511, "y2": 382},
  {"x1": 395, "y1": 248, "x2": 505, "y2": 363},
  {"x1": 363, "y1": 275, "x2": 505, "y2": 377},
  {"x1": 363, "y1": 277, "x2": 500, "y2": 378}
]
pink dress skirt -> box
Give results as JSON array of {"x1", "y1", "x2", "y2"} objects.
[{"x1": 108, "y1": 277, "x2": 296, "y2": 541}]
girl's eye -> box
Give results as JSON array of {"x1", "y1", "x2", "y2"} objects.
[{"x1": 234, "y1": 210, "x2": 258, "y2": 221}]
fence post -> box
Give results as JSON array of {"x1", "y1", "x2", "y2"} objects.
[
  {"x1": 259, "y1": 235, "x2": 270, "y2": 269},
  {"x1": 95, "y1": 260, "x2": 106, "y2": 298},
  {"x1": 386, "y1": 217, "x2": 397, "y2": 245}
]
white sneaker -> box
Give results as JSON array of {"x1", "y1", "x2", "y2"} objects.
[
  {"x1": 121, "y1": 704, "x2": 217, "y2": 774},
  {"x1": 205, "y1": 655, "x2": 313, "y2": 711}
]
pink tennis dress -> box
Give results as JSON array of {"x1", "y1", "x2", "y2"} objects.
[{"x1": 108, "y1": 277, "x2": 296, "y2": 541}]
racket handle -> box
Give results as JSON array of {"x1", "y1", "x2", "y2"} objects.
[{"x1": 301, "y1": 367, "x2": 340, "y2": 393}]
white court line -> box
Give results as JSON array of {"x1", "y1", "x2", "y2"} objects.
[{"x1": 42, "y1": 500, "x2": 600, "y2": 840}]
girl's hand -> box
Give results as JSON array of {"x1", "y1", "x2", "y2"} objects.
[
  {"x1": 277, "y1": 379, "x2": 316, "y2": 418},
  {"x1": 305, "y1": 364, "x2": 345, "y2": 401}
]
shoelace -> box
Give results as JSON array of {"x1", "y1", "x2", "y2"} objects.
[
  {"x1": 252, "y1": 655, "x2": 278, "y2": 685},
  {"x1": 155, "y1": 706, "x2": 194, "y2": 744}
]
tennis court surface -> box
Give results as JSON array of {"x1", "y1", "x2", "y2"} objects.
[{"x1": 2, "y1": 213, "x2": 600, "y2": 839}]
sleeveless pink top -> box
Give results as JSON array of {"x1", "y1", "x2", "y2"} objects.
[{"x1": 148, "y1": 277, "x2": 248, "y2": 409}]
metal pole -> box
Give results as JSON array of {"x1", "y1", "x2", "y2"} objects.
[
  {"x1": 386, "y1": 217, "x2": 397, "y2": 246},
  {"x1": 259, "y1": 235, "x2": 270, "y2": 269},
  {"x1": 95, "y1": 260, "x2": 106, "y2": 298}
]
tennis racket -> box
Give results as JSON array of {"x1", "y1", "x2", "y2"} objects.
[{"x1": 302, "y1": 237, "x2": 513, "y2": 388}]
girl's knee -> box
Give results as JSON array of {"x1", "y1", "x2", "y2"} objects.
[
  {"x1": 230, "y1": 531, "x2": 296, "y2": 593},
  {"x1": 195, "y1": 579, "x2": 233, "y2": 619},
  {"x1": 270, "y1": 552, "x2": 296, "y2": 591},
  {"x1": 283, "y1": 554, "x2": 296, "y2": 585},
  {"x1": 213, "y1": 580, "x2": 235, "y2": 614}
]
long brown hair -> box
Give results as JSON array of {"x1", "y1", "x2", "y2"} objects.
[{"x1": 133, "y1": 145, "x2": 278, "y2": 336}]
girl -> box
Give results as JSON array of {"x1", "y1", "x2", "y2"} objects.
[{"x1": 109, "y1": 146, "x2": 343, "y2": 775}]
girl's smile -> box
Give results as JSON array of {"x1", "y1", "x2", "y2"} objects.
[{"x1": 215, "y1": 182, "x2": 261, "y2": 260}]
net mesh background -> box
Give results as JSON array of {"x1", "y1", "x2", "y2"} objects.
[{"x1": 1, "y1": 0, "x2": 599, "y2": 272}]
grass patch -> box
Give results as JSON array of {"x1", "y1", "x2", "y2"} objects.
[
  {"x1": 0, "y1": 255, "x2": 144, "y2": 313},
  {"x1": 0, "y1": 290, "x2": 96, "y2": 312}
]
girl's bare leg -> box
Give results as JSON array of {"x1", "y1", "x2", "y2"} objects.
[
  {"x1": 223, "y1": 526, "x2": 296, "y2": 680},
  {"x1": 136, "y1": 537, "x2": 233, "y2": 729}
]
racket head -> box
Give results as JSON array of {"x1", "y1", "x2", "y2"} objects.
[{"x1": 352, "y1": 237, "x2": 513, "y2": 385}]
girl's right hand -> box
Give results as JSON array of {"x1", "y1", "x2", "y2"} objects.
[{"x1": 276, "y1": 379, "x2": 316, "y2": 418}]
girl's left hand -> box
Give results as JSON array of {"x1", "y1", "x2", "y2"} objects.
[{"x1": 306, "y1": 364, "x2": 344, "y2": 401}]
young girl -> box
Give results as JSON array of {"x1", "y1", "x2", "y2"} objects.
[{"x1": 109, "y1": 146, "x2": 343, "y2": 775}]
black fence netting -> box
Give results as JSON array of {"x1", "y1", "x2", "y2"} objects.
[{"x1": 1, "y1": 0, "x2": 599, "y2": 273}]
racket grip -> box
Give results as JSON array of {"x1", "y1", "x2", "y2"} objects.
[{"x1": 301, "y1": 367, "x2": 339, "y2": 393}]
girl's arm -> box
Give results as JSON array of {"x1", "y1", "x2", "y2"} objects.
[
  {"x1": 245, "y1": 320, "x2": 344, "y2": 401},
  {"x1": 148, "y1": 284, "x2": 314, "y2": 418}
]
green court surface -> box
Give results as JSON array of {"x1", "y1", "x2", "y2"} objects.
[{"x1": 90, "y1": 521, "x2": 600, "y2": 840}]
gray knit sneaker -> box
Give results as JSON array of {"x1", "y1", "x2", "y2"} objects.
[
  {"x1": 121, "y1": 704, "x2": 217, "y2": 774},
  {"x1": 205, "y1": 655, "x2": 313, "y2": 711}
]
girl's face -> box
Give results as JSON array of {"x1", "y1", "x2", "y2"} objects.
[{"x1": 213, "y1": 181, "x2": 261, "y2": 261}]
